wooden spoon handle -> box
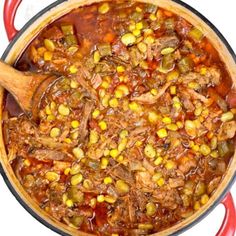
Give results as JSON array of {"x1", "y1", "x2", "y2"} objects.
[{"x1": 0, "y1": 60, "x2": 42, "y2": 113}]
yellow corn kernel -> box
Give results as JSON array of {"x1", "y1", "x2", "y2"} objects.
[
  {"x1": 157, "y1": 177, "x2": 165, "y2": 187},
  {"x1": 104, "y1": 149, "x2": 110, "y2": 156},
  {"x1": 200, "y1": 67, "x2": 207, "y2": 75},
  {"x1": 64, "y1": 138, "x2": 72, "y2": 144},
  {"x1": 148, "y1": 111, "x2": 160, "y2": 124},
  {"x1": 167, "y1": 70, "x2": 180, "y2": 82},
  {"x1": 110, "y1": 149, "x2": 119, "y2": 158},
  {"x1": 97, "y1": 195, "x2": 105, "y2": 203},
  {"x1": 66, "y1": 199, "x2": 74, "y2": 208},
  {"x1": 143, "y1": 29, "x2": 154, "y2": 37},
  {"x1": 69, "y1": 65, "x2": 78, "y2": 74},
  {"x1": 89, "y1": 130, "x2": 99, "y2": 144},
  {"x1": 121, "y1": 33, "x2": 136, "y2": 46},
  {"x1": 139, "y1": 61, "x2": 148, "y2": 70},
  {"x1": 129, "y1": 21, "x2": 136, "y2": 31},
  {"x1": 45, "y1": 171, "x2": 59, "y2": 182},
  {"x1": 170, "y1": 86, "x2": 176, "y2": 95},
  {"x1": 45, "y1": 105, "x2": 52, "y2": 115},
  {"x1": 115, "y1": 85, "x2": 129, "y2": 98},
  {"x1": 98, "y1": 2, "x2": 110, "y2": 14},
  {"x1": 136, "y1": 6, "x2": 142, "y2": 12},
  {"x1": 111, "y1": 234, "x2": 119, "y2": 236},
  {"x1": 132, "y1": 29, "x2": 141, "y2": 37},
  {"x1": 166, "y1": 124, "x2": 178, "y2": 131},
  {"x1": 62, "y1": 193, "x2": 68, "y2": 204},
  {"x1": 192, "y1": 144, "x2": 200, "y2": 152},
  {"x1": 98, "y1": 121, "x2": 107, "y2": 131},
  {"x1": 101, "y1": 157, "x2": 109, "y2": 169},
  {"x1": 154, "y1": 157, "x2": 163, "y2": 166},
  {"x1": 150, "y1": 88, "x2": 158, "y2": 96},
  {"x1": 50, "y1": 127, "x2": 61, "y2": 138},
  {"x1": 200, "y1": 194, "x2": 209, "y2": 205},
  {"x1": 188, "y1": 82, "x2": 200, "y2": 90},
  {"x1": 109, "y1": 98, "x2": 119, "y2": 108},
  {"x1": 152, "y1": 172, "x2": 162, "y2": 182},
  {"x1": 157, "y1": 128, "x2": 168, "y2": 138},
  {"x1": 93, "y1": 50, "x2": 101, "y2": 63},
  {"x1": 104, "y1": 195, "x2": 117, "y2": 204},
  {"x1": 115, "y1": 180, "x2": 130, "y2": 194},
  {"x1": 101, "y1": 80, "x2": 110, "y2": 89},
  {"x1": 134, "y1": 141, "x2": 142, "y2": 147},
  {"x1": 129, "y1": 102, "x2": 142, "y2": 112},
  {"x1": 47, "y1": 114, "x2": 55, "y2": 121},
  {"x1": 136, "y1": 21, "x2": 144, "y2": 30},
  {"x1": 90, "y1": 110, "x2": 99, "y2": 120},
  {"x1": 72, "y1": 147, "x2": 85, "y2": 160},
  {"x1": 37, "y1": 47, "x2": 46, "y2": 56},
  {"x1": 117, "y1": 155, "x2": 124, "y2": 162},
  {"x1": 64, "y1": 168, "x2": 71, "y2": 175},
  {"x1": 89, "y1": 198, "x2": 97, "y2": 208},
  {"x1": 58, "y1": 104, "x2": 70, "y2": 116},
  {"x1": 23, "y1": 159, "x2": 31, "y2": 167},
  {"x1": 71, "y1": 120, "x2": 79, "y2": 129},
  {"x1": 70, "y1": 80, "x2": 79, "y2": 89},
  {"x1": 162, "y1": 117, "x2": 172, "y2": 124},
  {"x1": 144, "y1": 144, "x2": 156, "y2": 159},
  {"x1": 144, "y1": 35, "x2": 155, "y2": 44},
  {"x1": 116, "y1": 65, "x2": 125, "y2": 73},
  {"x1": 165, "y1": 160, "x2": 176, "y2": 170},
  {"x1": 173, "y1": 102, "x2": 182, "y2": 109},
  {"x1": 194, "y1": 201, "x2": 201, "y2": 210},
  {"x1": 118, "y1": 138, "x2": 128, "y2": 152},
  {"x1": 44, "y1": 51, "x2": 53, "y2": 61},
  {"x1": 120, "y1": 130, "x2": 128, "y2": 139},
  {"x1": 71, "y1": 131, "x2": 79, "y2": 140},
  {"x1": 104, "y1": 177, "x2": 113, "y2": 185},
  {"x1": 176, "y1": 121, "x2": 184, "y2": 129},
  {"x1": 71, "y1": 173, "x2": 83, "y2": 186},
  {"x1": 149, "y1": 13, "x2": 157, "y2": 21},
  {"x1": 50, "y1": 101, "x2": 56, "y2": 110},
  {"x1": 194, "y1": 107, "x2": 203, "y2": 116}
]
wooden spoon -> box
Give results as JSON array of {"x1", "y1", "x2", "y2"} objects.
[{"x1": 0, "y1": 60, "x2": 57, "y2": 118}]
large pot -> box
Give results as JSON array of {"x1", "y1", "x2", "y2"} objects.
[{"x1": 1, "y1": 0, "x2": 236, "y2": 235}]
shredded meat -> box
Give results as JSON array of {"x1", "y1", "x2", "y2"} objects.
[
  {"x1": 153, "y1": 189, "x2": 182, "y2": 210},
  {"x1": 131, "y1": 82, "x2": 172, "y2": 104},
  {"x1": 78, "y1": 100, "x2": 94, "y2": 141},
  {"x1": 31, "y1": 149, "x2": 69, "y2": 161}
]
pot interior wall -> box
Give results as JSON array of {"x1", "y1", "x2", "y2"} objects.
[{"x1": 0, "y1": 0, "x2": 235, "y2": 235}]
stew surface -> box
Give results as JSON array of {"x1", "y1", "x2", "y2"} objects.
[{"x1": 3, "y1": 1, "x2": 236, "y2": 235}]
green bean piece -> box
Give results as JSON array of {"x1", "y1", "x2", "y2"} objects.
[
  {"x1": 178, "y1": 57, "x2": 193, "y2": 73},
  {"x1": 61, "y1": 25, "x2": 74, "y2": 35}
]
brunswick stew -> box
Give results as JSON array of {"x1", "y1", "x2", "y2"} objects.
[{"x1": 3, "y1": 1, "x2": 236, "y2": 235}]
